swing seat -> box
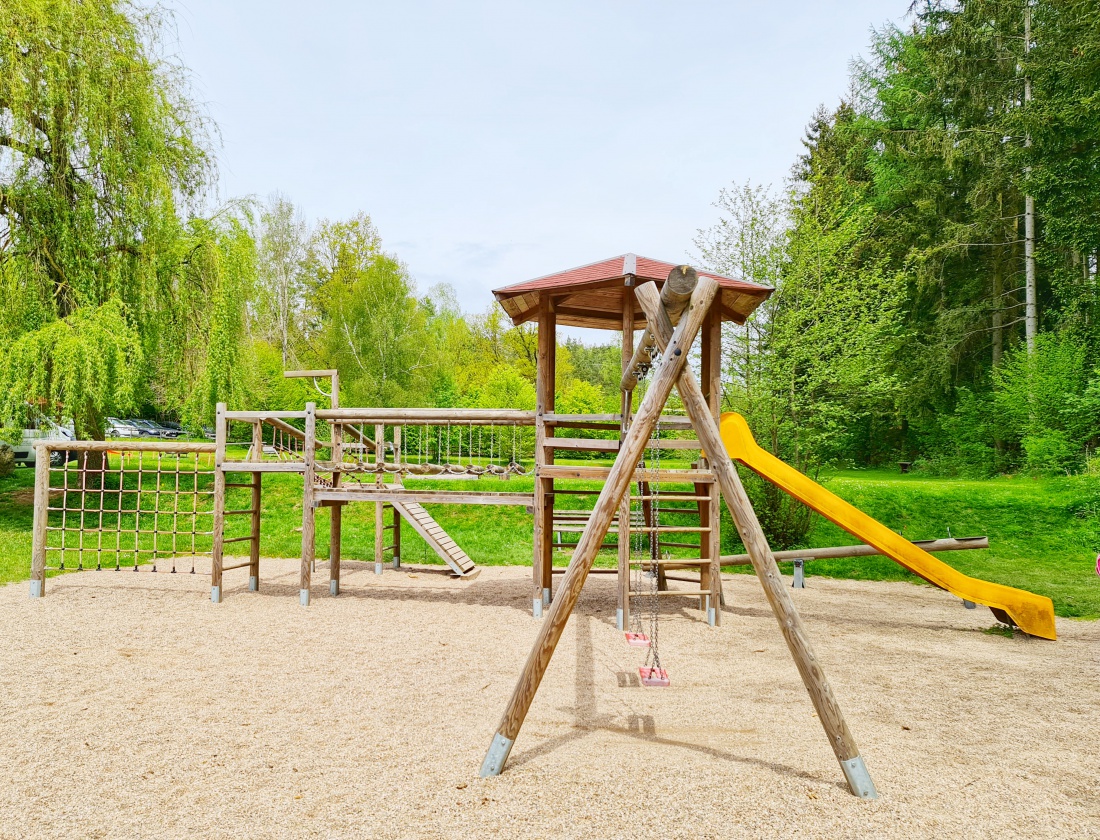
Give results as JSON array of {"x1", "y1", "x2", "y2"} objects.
[
  {"x1": 639, "y1": 667, "x2": 670, "y2": 687},
  {"x1": 624, "y1": 632, "x2": 650, "y2": 648}
]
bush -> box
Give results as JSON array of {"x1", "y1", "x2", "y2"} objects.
[
  {"x1": 0, "y1": 444, "x2": 14, "y2": 477},
  {"x1": 1023, "y1": 431, "x2": 1079, "y2": 475}
]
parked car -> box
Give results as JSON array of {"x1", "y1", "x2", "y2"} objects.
[
  {"x1": 107, "y1": 417, "x2": 143, "y2": 438},
  {"x1": 127, "y1": 419, "x2": 164, "y2": 438},
  {"x1": 10, "y1": 416, "x2": 76, "y2": 467},
  {"x1": 202, "y1": 426, "x2": 216, "y2": 441},
  {"x1": 152, "y1": 421, "x2": 184, "y2": 438},
  {"x1": 159, "y1": 421, "x2": 186, "y2": 437}
]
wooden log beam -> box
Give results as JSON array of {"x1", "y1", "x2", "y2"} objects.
[
  {"x1": 620, "y1": 265, "x2": 698, "y2": 392},
  {"x1": 316, "y1": 408, "x2": 535, "y2": 425},
  {"x1": 479, "y1": 272, "x2": 718, "y2": 778},
  {"x1": 33, "y1": 440, "x2": 216, "y2": 454},
  {"x1": 721, "y1": 537, "x2": 990, "y2": 566},
  {"x1": 634, "y1": 280, "x2": 877, "y2": 799}
]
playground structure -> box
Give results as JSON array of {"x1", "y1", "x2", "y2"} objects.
[{"x1": 26, "y1": 255, "x2": 1059, "y2": 799}]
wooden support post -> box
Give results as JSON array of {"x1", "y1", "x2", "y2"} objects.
[
  {"x1": 211, "y1": 403, "x2": 228, "y2": 603},
  {"x1": 533, "y1": 297, "x2": 556, "y2": 616},
  {"x1": 249, "y1": 472, "x2": 262, "y2": 593},
  {"x1": 329, "y1": 418, "x2": 343, "y2": 595},
  {"x1": 617, "y1": 281, "x2": 635, "y2": 629},
  {"x1": 634, "y1": 280, "x2": 877, "y2": 799},
  {"x1": 375, "y1": 423, "x2": 385, "y2": 575},
  {"x1": 479, "y1": 274, "x2": 716, "y2": 778},
  {"x1": 700, "y1": 304, "x2": 723, "y2": 621},
  {"x1": 392, "y1": 425, "x2": 402, "y2": 568},
  {"x1": 29, "y1": 444, "x2": 51, "y2": 598},
  {"x1": 392, "y1": 502, "x2": 402, "y2": 569},
  {"x1": 248, "y1": 421, "x2": 263, "y2": 592},
  {"x1": 299, "y1": 403, "x2": 317, "y2": 606}
]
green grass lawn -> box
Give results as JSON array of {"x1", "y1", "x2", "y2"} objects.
[{"x1": 3, "y1": 460, "x2": 1098, "y2": 619}]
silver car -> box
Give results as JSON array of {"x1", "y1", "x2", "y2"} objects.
[{"x1": 11, "y1": 417, "x2": 76, "y2": 467}]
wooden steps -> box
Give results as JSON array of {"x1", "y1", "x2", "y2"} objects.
[{"x1": 390, "y1": 500, "x2": 479, "y2": 579}]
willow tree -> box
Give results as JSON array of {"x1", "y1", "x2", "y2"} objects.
[{"x1": 0, "y1": 0, "x2": 223, "y2": 439}]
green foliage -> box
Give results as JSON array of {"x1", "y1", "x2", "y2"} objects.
[
  {"x1": 0, "y1": 298, "x2": 142, "y2": 435},
  {"x1": 0, "y1": 444, "x2": 13, "y2": 477},
  {"x1": 0, "y1": 0, "x2": 254, "y2": 436}
]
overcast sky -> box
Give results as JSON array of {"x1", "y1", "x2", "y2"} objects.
[{"x1": 170, "y1": 1, "x2": 907, "y2": 318}]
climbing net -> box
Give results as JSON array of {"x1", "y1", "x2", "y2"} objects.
[{"x1": 39, "y1": 448, "x2": 217, "y2": 575}]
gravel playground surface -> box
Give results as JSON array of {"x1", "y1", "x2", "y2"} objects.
[{"x1": 1, "y1": 559, "x2": 1098, "y2": 839}]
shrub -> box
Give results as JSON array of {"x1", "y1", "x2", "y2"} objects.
[{"x1": 0, "y1": 444, "x2": 14, "y2": 478}]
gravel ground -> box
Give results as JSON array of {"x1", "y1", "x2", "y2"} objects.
[{"x1": 1, "y1": 559, "x2": 1098, "y2": 839}]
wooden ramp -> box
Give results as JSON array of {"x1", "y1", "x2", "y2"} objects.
[{"x1": 391, "y1": 500, "x2": 479, "y2": 579}]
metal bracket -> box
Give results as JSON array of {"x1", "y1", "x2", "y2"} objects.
[
  {"x1": 330, "y1": 580, "x2": 339, "y2": 596},
  {"x1": 248, "y1": 576, "x2": 258, "y2": 593},
  {"x1": 392, "y1": 554, "x2": 401, "y2": 570},
  {"x1": 542, "y1": 587, "x2": 551, "y2": 607},
  {"x1": 840, "y1": 755, "x2": 878, "y2": 799},
  {"x1": 375, "y1": 562, "x2": 384, "y2": 576},
  {"x1": 479, "y1": 732, "x2": 514, "y2": 777},
  {"x1": 299, "y1": 589, "x2": 310, "y2": 607},
  {"x1": 29, "y1": 580, "x2": 43, "y2": 598},
  {"x1": 532, "y1": 598, "x2": 543, "y2": 618},
  {"x1": 211, "y1": 585, "x2": 222, "y2": 604},
  {"x1": 616, "y1": 608, "x2": 624, "y2": 631},
  {"x1": 793, "y1": 558, "x2": 805, "y2": 588}
]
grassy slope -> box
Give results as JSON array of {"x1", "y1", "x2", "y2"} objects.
[{"x1": 3, "y1": 463, "x2": 1098, "y2": 619}]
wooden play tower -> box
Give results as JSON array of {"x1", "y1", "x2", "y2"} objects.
[{"x1": 493, "y1": 253, "x2": 771, "y2": 623}]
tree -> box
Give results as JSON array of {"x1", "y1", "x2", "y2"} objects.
[
  {"x1": 254, "y1": 193, "x2": 308, "y2": 368},
  {"x1": 304, "y1": 214, "x2": 430, "y2": 406},
  {"x1": 0, "y1": 0, "x2": 236, "y2": 438}
]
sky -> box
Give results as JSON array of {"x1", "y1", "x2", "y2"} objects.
[{"x1": 169, "y1": 1, "x2": 908, "y2": 321}]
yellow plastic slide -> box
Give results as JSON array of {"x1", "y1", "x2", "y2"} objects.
[{"x1": 719, "y1": 413, "x2": 1057, "y2": 640}]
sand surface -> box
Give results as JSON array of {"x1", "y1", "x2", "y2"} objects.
[{"x1": 1, "y1": 559, "x2": 1098, "y2": 839}]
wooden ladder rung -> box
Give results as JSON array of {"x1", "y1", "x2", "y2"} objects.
[
  {"x1": 629, "y1": 589, "x2": 711, "y2": 597},
  {"x1": 631, "y1": 495, "x2": 710, "y2": 502}
]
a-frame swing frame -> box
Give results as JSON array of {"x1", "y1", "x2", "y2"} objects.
[{"x1": 479, "y1": 270, "x2": 878, "y2": 799}]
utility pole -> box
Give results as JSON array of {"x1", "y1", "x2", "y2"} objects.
[{"x1": 1023, "y1": 2, "x2": 1037, "y2": 354}]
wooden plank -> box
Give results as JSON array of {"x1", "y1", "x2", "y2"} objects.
[
  {"x1": 543, "y1": 437, "x2": 619, "y2": 452},
  {"x1": 223, "y1": 410, "x2": 307, "y2": 421},
  {"x1": 634, "y1": 279, "x2": 876, "y2": 798},
  {"x1": 480, "y1": 272, "x2": 716, "y2": 778},
  {"x1": 221, "y1": 461, "x2": 306, "y2": 473},
  {"x1": 538, "y1": 465, "x2": 714, "y2": 483},
  {"x1": 312, "y1": 488, "x2": 533, "y2": 506}
]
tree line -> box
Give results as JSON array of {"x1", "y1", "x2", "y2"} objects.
[
  {"x1": 3, "y1": 0, "x2": 1098, "y2": 488},
  {"x1": 699, "y1": 0, "x2": 1100, "y2": 483}
]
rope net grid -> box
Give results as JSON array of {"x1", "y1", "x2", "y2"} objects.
[{"x1": 42, "y1": 450, "x2": 225, "y2": 575}]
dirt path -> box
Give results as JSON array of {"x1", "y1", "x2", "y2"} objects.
[{"x1": 1, "y1": 560, "x2": 1097, "y2": 839}]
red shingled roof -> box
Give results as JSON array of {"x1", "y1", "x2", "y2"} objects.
[{"x1": 492, "y1": 253, "x2": 772, "y2": 330}]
